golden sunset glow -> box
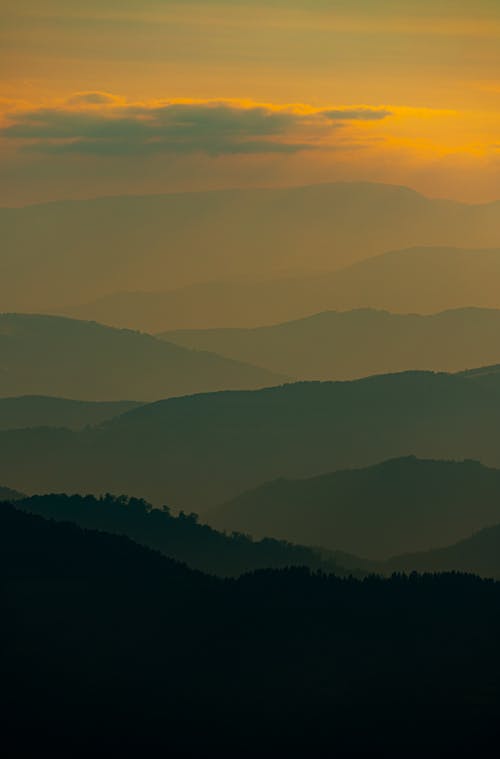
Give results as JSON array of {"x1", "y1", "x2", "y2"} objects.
[
  {"x1": 4, "y1": 6, "x2": 500, "y2": 749},
  {"x1": 1, "y1": 0, "x2": 499, "y2": 203}
]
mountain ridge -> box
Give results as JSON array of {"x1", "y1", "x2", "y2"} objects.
[
  {"x1": 0, "y1": 395, "x2": 141, "y2": 430},
  {"x1": 67, "y1": 245, "x2": 500, "y2": 331},
  {"x1": 380, "y1": 523, "x2": 500, "y2": 579},
  {"x1": 3, "y1": 182, "x2": 500, "y2": 315},
  {"x1": 158, "y1": 305, "x2": 500, "y2": 379},
  {"x1": 206, "y1": 456, "x2": 500, "y2": 558},
  {"x1": 2, "y1": 368, "x2": 500, "y2": 509},
  {"x1": 4, "y1": 492, "x2": 353, "y2": 578},
  {"x1": 0, "y1": 313, "x2": 287, "y2": 401}
]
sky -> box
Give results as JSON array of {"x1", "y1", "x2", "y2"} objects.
[{"x1": 1, "y1": 0, "x2": 499, "y2": 205}]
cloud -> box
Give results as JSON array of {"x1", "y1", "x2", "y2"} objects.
[
  {"x1": 1, "y1": 96, "x2": 392, "y2": 157},
  {"x1": 66, "y1": 91, "x2": 126, "y2": 106},
  {"x1": 22, "y1": 137, "x2": 316, "y2": 156},
  {"x1": 321, "y1": 108, "x2": 392, "y2": 121}
]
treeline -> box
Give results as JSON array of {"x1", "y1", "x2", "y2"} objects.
[
  {"x1": 2, "y1": 504, "x2": 500, "y2": 756},
  {"x1": 5, "y1": 493, "x2": 350, "y2": 577}
]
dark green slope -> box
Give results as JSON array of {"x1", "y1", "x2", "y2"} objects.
[
  {"x1": 2, "y1": 369, "x2": 500, "y2": 510},
  {"x1": 457, "y1": 363, "x2": 500, "y2": 390},
  {"x1": 0, "y1": 395, "x2": 141, "y2": 430},
  {"x1": 0, "y1": 313, "x2": 286, "y2": 401},
  {"x1": 207, "y1": 457, "x2": 500, "y2": 558},
  {"x1": 380, "y1": 524, "x2": 500, "y2": 579},
  {"x1": 3, "y1": 504, "x2": 500, "y2": 756},
  {"x1": 0, "y1": 500, "x2": 205, "y2": 585},
  {"x1": 7, "y1": 493, "x2": 349, "y2": 577},
  {"x1": 0, "y1": 485, "x2": 24, "y2": 501},
  {"x1": 160, "y1": 306, "x2": 500, "y2": 380}
]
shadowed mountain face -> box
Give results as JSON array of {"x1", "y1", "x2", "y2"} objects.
[
  {"x1": 0, "y1": 486, "x2": 24, "y2": 501},
  {"x1": 0, "y1": 396, "x2": 141, "y2": 430},
  {"x1": 2, "y1": 182, "x2": 500, "y2": 315},
  {"x1": 2, "y1": 369, "x2": 500, "y2": 510},
  {"x1": 0, "y1": 314, "x2": 285, "y2": 401},
  {"x1": 7, "y1": 493, "x2": 350, "y2": 578},
  {"x1": 69, "y1": 246, "x2": 500, "y2": 331},
  {"x1": 160, "y1": 307, "x2": 500, "y2": 380},
  {"x1": 3, "y1": 504, "x2": 500, "y2": 756},
  {"x1": 342, "y1": 520, "x2": 500, "y2": 581},
  {"x1": 206, "y1": 457, "x2": 500, "y2": 558},
  {"x1": 379, "y1": 524, "x2": 500, "y2": 580}
]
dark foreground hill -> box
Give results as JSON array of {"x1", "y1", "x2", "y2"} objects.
[
  {"x1": 2, "y1": 503, "x2": 500, "y2": 756},
  {"x1": 8, "y1": 493, "x2": 349, "y2": 577},
  {"x1": 74, "y1": 246, "x2": 500, "y2": 331},
  {"x1": 161, "y1": 307, "x2": 500, "y2": 380},
  {"x1": 2, "y1": 369, "x2": 500, "y2": 510},
  {"x1": 4, "y1": 182, "x2": 500, "y2": 316},
  {"x1": 207, "y1": 458, "x2": 500, "y2": 558},
  {"x1": 0, "y1": 313, "x2": 285, "y2": 401},
  {"x1": 0, "y1": 485, "x2": 24, "y2": 500},
  {"x1": 0, "y1": 395, "x2": 140, "y2": 430}
]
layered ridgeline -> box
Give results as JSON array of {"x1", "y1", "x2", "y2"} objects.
[
  {"x1": 334, "y1": 523, "x2": 500, "y2": 582},
  {"x1": 367, "y1": 524, "x2": 500, "y2": 580},
  {"x1": 2, "y1": 182, "x2": 500, "y2": 317},
  {"x1": 2, "y1": 369, "x2": 500, "y2": 509},
  {"x1": 0, "y1": 396, "x2": 141, "y2": 430},
  {"x1": 8, "y1": 487, "x2": 500, "y2": 581},
  {"x1": 0, "y1": 486, "x2": 24, "y2": 501},
  {"x1": 72, "y1": 246, "x2": 500, "y2": 331},
  {"x1": 206, "y1": 457, "x2": 500, "y2": 558},
  {"x1": 4, "y1": 493, "x2": 349, "y2": 578},
  {"x1": 3, "y1": 503, "x2": 500, "y2": 755},
  {"x1": 0, "y1": 314, "x2": 285, "y2": 401},
  {"x1": 160, "y1": 307, "x2": 500, "y2": 380}
]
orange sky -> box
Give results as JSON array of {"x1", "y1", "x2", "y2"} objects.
[{"x1": 1, "y1": 0, "x2": 499, "y2": 205}]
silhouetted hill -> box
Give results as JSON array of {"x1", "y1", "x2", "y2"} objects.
[
  {"x1": 207, "y1": 457, "x2": 500, "y2": 558},
  {"x1": 7, "y1": 493, "x2": 349, "y2": 577},
  {"x1": 0, "y1": 499, "x2": 207, "y2": 585},
  {"x1": 160, "y1": 307, "x2": 500, "y2": 379},
  {"x1": 3, "y1": 182, "x2": 500, "y2": 317},
  {"x1": 0, "y1": 485, "x2": 24, "y2": 501},
  {"x1": 70, "y1": 246, "x2": 500, "y2": 331},
  {"x1": 379, "y1": 524, "x2": 500, "y2": 579},
  {"x1": 457, "y1": 363, "x2": 500, "y2": 391},
  {"x1": 2, "y1": 370, "x2": 500, "y2": 509},
  {"x1": 0, "y1": 395, "x2": 140, "y2": 430},
  {"x1": 0, "y1": 314, "x2": 285, "y2": 401},
  {"x1": 3, "y1": 503, "x2": 500, "y2": 756},
  {"x1": 337, "y1": 522, "x2": 500, "y2": 580}
]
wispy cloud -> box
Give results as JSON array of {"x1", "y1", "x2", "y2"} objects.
[
  {"x1": 322, "y1": 108, "x2": 392, "y2": 121},
  {"x1": 1, "y1": 95, "x2": 392, "y2": 156}
]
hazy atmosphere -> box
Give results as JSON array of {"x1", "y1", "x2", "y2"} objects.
[
  {"x1": 2, "y1": 0, "x2": 500, "y2": 205},
  {"x1": 2, "y1": 2, "x2": 500, "y2": 756}
]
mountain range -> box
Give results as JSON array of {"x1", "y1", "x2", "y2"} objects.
[
  {"x1": 376, "y1": 524, "x2": 500, "y2": 580},
  {"x1": 5, "y1": 493, "x2": 349, "y2": 578},
  {"x1": 160, "y1": 306, "x2": 500, "y2": 380},
  {"x1": 0, "y1": 313, "x2": 285, "y2": 401},
  {"x1": 65, "y1": 245, "x2": 500, "y2": 331},
  {"x1": 0, "y1": 395, "x2": 140, "y2": 430},
  {"x1": 2, "y1": 368, "x2": 500, "y2": 510},
  {"x1": 2, "y1": 182, "x2": 500, "y2": 317},
  {"x1": 0, "y1": 485, "x2": 24, "y2": 501},
  {"x1": 206, "y1": 457, "x2": 500, "y2": 558},
  {"x1": 6, "y1": 484, "x2": 500, "y2": 581},
  {"x1": 5, "y1": 503, "x2": 500, "y2": 755}
]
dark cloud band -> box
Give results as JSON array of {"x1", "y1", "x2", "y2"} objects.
[{"x1": 2, "y1": 98, "x2": 392, "y2": 156}]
